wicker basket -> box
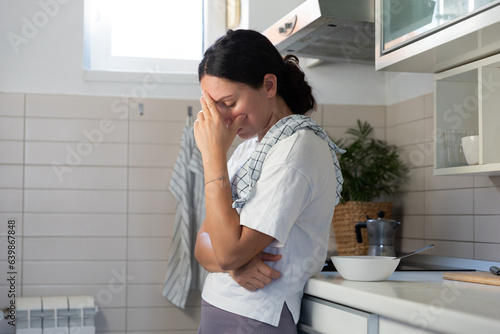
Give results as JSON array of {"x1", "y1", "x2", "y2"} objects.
[{"x1": 332, "y1": 201, "x2": 393, "y2": 256}]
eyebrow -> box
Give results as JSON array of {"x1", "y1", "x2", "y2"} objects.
[{"x1": 214, "y1": 95, "x2": 233, "y2": 103}]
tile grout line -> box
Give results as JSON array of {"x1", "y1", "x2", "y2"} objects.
[
  {"x1": 125, "y1": 96, "x2": 131, "y2": 332},
  {"x1": 20, "y1": 93, "x2": 26, "y2": 296}
]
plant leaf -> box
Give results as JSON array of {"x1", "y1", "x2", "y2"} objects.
[{"x1": 337, "y1": 120, "x2": 408, "y2": 203}]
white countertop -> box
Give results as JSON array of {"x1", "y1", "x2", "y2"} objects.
[{"x1": 304, "y1": 271, "x2": 500, "y2": 334}]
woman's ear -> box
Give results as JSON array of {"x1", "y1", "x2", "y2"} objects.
[{"x1": 263, "y1": 74, "x2": 277, "y2": 98}]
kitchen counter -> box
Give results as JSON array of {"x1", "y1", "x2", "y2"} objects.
[{"x1": 303, "y1": 271, "x2": 500, "y2": 334}]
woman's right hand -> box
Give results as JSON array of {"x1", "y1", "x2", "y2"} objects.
[
  {"x1": 229, "y1": 252, "x2": 282, "y2": 291},
  {"x1": 194, "y1": 90, "x2": 246, "y2": 161}
]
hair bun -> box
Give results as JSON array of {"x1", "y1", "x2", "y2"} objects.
[
  {"x1": 279, "y1": 54, "x2": 316, "y2": 115},
  {"x1": 283, "y1": 54, "x2": 299, "y2": 65}
]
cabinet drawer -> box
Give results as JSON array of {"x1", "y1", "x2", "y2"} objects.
[
  {"x1": 379, "y1": 316, "x2": 441, "y2": 334},
  {"x1": 299, "y1": 295, "x2": 378, "y2": 334}
]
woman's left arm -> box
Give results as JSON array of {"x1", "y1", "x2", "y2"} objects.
[
  {"x1": 194, "y1": 220, "x2": 282, "y2": 291},
  {"x1": 194, "y1": 91, "x2": 274, "y2": 271}
]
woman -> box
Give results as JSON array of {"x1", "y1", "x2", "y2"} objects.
[{"x1": 193, "y1": 29, "x2": 343, "y2": 333}]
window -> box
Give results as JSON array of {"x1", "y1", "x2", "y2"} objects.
[{"x1": 84, "y1": 0, "x2": 226, "y2": 77}]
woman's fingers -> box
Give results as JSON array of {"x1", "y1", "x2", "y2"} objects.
[
  {"x1": 228, "y1": 113, "x2": 246, "y2": 136},
  {"x1": 198, "y1": 96, "x2": 208, "y2": 118},
  {"x1": 201, "y1": 90, "x2": 219, "y2": 118},
  {"x1": 235, "y1": 272, "x2": 268, "y2": 291},
  {"x1": 196, "y1": 109, "x2": 204, "y2": 122},
  {"x1": 259, "y1": 252, "x2": 282, "y2": 262},
  {"x1": 229, "y1": 254, "x2": 281, "y2": 291}
]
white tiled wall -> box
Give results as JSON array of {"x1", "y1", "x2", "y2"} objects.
[
  {"x1": 0, "y1": 93, "x2": 201, "y2": 334},
  {"x1": 2, "y1": 92, "x2": 499, "y2": 333},
  {"x1": 387, "y1": 94, "x2": 500, "y2": 262},
  {"x1": 321, "y1": 95, "x2": 500, "y2": 263}
]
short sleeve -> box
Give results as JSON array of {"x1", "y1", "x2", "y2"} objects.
[{"x1": 238, "y1": 135, "x2": 313, "y2": 246}]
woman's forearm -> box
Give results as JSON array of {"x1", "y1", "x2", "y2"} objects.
[
  {"x1": 194, "y1": 228, "x2": 225, "y2": 273},
  {"x1": 194, "y1": 91, "x2": 273, "y2": 270},
  {"x1": 194, "y1": 224, "x2": 282, "y2": 292},
  {"x1": 203, "y1": 166, "x2": 247, "y2": 269}
]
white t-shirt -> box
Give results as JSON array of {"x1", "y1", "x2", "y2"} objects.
[{"x1": 201, "y1": 129, "x2": 337, "y2": 326}]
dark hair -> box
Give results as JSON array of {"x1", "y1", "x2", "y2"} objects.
[{"x1": 198, "y1": 29, "x2": 316, "y2": 115}]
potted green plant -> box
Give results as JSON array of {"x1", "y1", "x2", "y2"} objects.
[{"x1": 332, "y1": 120, "x2": 409, "y2": 255}]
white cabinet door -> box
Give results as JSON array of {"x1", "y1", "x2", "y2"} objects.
[{"x1": 298, "y1": 295, "x2": 378, "y2": 334}]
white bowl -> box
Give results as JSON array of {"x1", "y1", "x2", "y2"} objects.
[
  {"x1": 461, "y1": 135, "x2": 479, "y2": 165},
  {"x1": 331, "y1": 256, "x2": 400, "y2": 281}
]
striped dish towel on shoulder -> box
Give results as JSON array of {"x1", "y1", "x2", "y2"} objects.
[{"x1": 231, "y1": 114, "x2": 345, "y2": 209}]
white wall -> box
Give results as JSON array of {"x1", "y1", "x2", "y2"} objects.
[
  {"x1": 0, "y1": 0, "x2": 202, "y2": 98},
  {"x1": 0, "y1": 0, "x2": 399, "y2": 106},
  {"x1": 384, "y1": 71, "x2": 434, "y2": 106}
]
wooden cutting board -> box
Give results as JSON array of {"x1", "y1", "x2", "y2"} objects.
[{"x1": 443, "y1": 271, "x2": 500, "y2": 286}]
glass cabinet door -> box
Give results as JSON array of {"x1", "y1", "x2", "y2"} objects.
[{"x1": 382, "y1": 0, "x2": 500, "y2": 53}]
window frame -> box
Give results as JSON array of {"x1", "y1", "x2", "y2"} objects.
[{"x1": 83, "y1": 0, "x2": 226, "y2": 84}]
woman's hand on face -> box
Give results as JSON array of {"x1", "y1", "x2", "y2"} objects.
[
  {"x1": 229, "y1": 252, "x2": 282, "y2": 291},
  {"x1": 194, "y1": 90, "x2": 246, "y2": 159}
]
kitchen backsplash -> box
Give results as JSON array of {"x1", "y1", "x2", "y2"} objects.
[
  {"x1": 0, "y1": 93, "x2": 201, "y2": 333},
  {"x1": 1, "y1": 92, "x2": 499, "y2": 333},
  {"x1": 385, "y1": 94, "x2": 500, "y2": 261}
]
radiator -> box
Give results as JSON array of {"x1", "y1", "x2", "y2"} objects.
[{"x1": 16, "y1": 296, "x2": 98, "y2": 334}]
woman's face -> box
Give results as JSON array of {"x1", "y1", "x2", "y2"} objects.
[{"x1": 200, "y1": 75, "x2": 275, "y2": 141}]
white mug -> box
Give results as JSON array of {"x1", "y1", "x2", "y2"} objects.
[{"x1": 461, "y1": 135, "x2": 479, "y2": 165}]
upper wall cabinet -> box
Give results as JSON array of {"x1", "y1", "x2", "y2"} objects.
[
  {"x1": 433, "y1": 52, "x2": 500, "y2": 176},
  {"x1": 375, "y1": 0, "x2": 500, "y2": 73}
]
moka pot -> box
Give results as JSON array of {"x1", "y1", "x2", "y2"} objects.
[{"x1": 355, "y1": 211, "x2": 401, "y2": 256}]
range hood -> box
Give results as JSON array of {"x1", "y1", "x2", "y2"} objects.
[{"x1": 263, "y1": 0, "x2": 375, "y2": 64}]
